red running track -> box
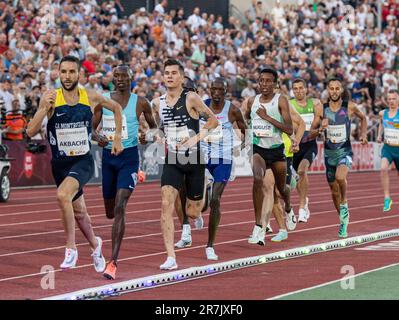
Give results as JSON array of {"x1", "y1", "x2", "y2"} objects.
[{"x1": 0, "y1": 172, "x2": 398, "y2": 300}]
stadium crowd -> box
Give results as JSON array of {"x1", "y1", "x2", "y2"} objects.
[{"x1": 0, "y1": 0, "x2": 399, "y2": 141}]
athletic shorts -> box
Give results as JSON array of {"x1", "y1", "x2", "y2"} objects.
[
  {"x1": 102, "y1": 146, "x2": 140, "y2": 199},
  {"x1": 325, "y1": 148, "x2": 353, "y2": 183},
  {"x1": 51, "y1": 153, "x2": 94, "y2": 201},
  {"x1": 381, "y1": 144, "x2": 399, "y2": 171},
  {"x1": 161, "y1": 163, "x2": 206, "y2": 200},
  {"x1": 293, "y1": 140, "x2": 318, "y2": 171},
  {"x1": 207, "y1": 158, "x2": 232, "y2": 184},
  {"x1": 253, "y1": 144, "x2": 286, "y2": 166}
]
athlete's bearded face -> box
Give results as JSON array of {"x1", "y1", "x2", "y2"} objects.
[
  {"x1": 387, "y1": 92, "x2": 399, "y2": 109},
  {"x1": 258, "y1": 73, "x2": 276, "y2": 96},
  {"x1": 292, "y1": 82, "x2": 307, "y2": 101},
  {"x1": 59, "y1": 61, "x2": 80, "y2": 91},
  {"x1": 210, "y1": 82, "x2": 226, "y2": 104},
  {"x1": 163, "y1": 65, "x2": 184, "y2": 89},
  {"x1": 328, "y1": 81, "x2": 343, "y2": 102}
]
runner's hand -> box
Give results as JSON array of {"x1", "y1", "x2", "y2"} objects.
[
  {"x1": 360, "y1": 136, "x2": 368, "y2": 145},
  {"x1": 377, "y1": 136, "x2": 382, "y2": 144},
  {"x1": 177, "y1": 136, "x2": 196, "y2": 151},
  {"x1": 319, "y1": 119, "x2": 328, "y2": 134},
  {"x1": 41, "y1": 90, "x2": 56, "y2": 111},
  {"x1": 111, "y1": 137, "x2": 124, "y2": 155},
  {"x1": 256, "y1": 106, "x2": 269, "y2": 121}
]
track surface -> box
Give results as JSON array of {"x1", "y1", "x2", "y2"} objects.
[{"x1": 1, "y1": 172, "x2": 399, "y2": 300}]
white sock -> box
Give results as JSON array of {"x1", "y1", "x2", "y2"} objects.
[
  {"x1": 182, "y1": 224, "x2": 191, "y2": 238},
  {"x1": 279, "y1": 229, "x2": 287, "y2": 233}
]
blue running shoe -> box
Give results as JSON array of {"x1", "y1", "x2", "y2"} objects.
[{"x1": 383, "y1": 198, "x2": 392, "y2": 212}]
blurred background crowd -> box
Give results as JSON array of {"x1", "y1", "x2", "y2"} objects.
[{"x1": 1, "y1": 0, "x2": 398, "y2": 142}]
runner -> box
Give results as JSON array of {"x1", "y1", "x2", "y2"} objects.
[
  {"x1": 151, "y1": 59, "x2": 218, "y2": 270},
  {"x1": 92, "y1": 65, "x2": 157, "y2": 280},
  {"x1": 26, "y1": 55, "x2": 124, "y2": 270},
  {"x1": 290, "y1": 78, "x2": 323, "y2": 223},
  {"x1": 311, "y1": 77, "x2": 367, "y2": 238},
  {"x1": 243, "y1": 67, "x2": 295, "y2": 246},
  {"x1": 377, "y1": 89, "x2": 399, "y2": 212}
]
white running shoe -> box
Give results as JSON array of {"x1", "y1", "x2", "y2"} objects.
[
  {"x1": 60, "y1": 248, "x2": 78, "y2": 269},
  {"x1": 160, "y1": 256, "x2": 178, "y2": 270},
  {"x1": 266, "y1": 223, "x2": 273, "y2": 234},
  {"x1": 305, "y1": 197, "x2": 310, "y2": 220},
  {"x1": 91, "y1": 236, "x2": 106, "y2": 273},
  {"x1": 194, "y1": 215, "x2": 204, "y2": 229},
  {"x1": 298, "y1": 208, "x2": 308, "y2": 223},
  {"x1": 175, "y1": 224, "x2": 192, "y2": 248},
  {"x1": 285, "y1": 209, "x2": 297, "y2": 231},
  {"x1": 248, "y1": 225, "x2": 265, "y2": 246},
  {"x1": 205, "y1": 247, "x2": 218, "y2": 260}
]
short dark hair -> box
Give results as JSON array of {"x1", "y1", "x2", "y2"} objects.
[
  {"x1": 59, "y1": 55, "x2": 81, "y2": 70},
  {"x1": 388, "y1": 89, "x2": 399, "y2": 95},
  {"x1": 211, "y1": 77, "x2": 227, "y2": 89},
  {"x1": 260, "y1": 67, "x2": 278, "y2": 82},
  {"x1": 292, "y1": 78, "x2": 307, "y2": 87},
  {"x1": 164, "y1": 59, "x2": 184, "y2": 74},
  {"x1": 114, "y1": 64, "x2": 133, "y2": 78},
  {"x1": 327, "y1": 76, "x2": 343, "y2": 86}
]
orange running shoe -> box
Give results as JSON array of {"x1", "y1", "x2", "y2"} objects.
[
  {"x1": 103, "y1": 260, "x2": 117, "y2": 280},
  {"x1": 138, "y1": 170, "x2": 146, "y2": 183}
]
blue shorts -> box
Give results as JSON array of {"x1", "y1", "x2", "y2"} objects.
[
  {"x1": 102, "y1": 146, "x2": 140, "y2": 199},
  {"x1": 381, "y1": 144, "x2": 399, "y2": 171},
  {"x1": 207, "y1": 158, "x2": 232, "y2": 184},
  {"x1": 325, "y1": 148, "x2": 353, "y2": 183},
  {"x1": 51, "y1": 153, "x2": 94, "y2": 201}
]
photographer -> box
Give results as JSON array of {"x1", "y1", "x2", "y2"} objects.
[{"x1": 2, "y1": 98, "x2": 26, "y2": 141}]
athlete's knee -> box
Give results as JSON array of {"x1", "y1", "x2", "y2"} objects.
[
  {"x1": 186, "y1": 201, "x2": 201, "y2": 219},
  {"x1": 381, "y1": 164, "x2": 390, "y2": 173},
  {"x1": 297, "y1": 167, "x2": 307, "y2": 178},
  {"x1": 335, "y1": 176, "x2": 347, "y2": 185},
  {"x1": 114, "y1": 202, "x2": 126, "y2": 217},
  {"x1": 57, "y1": 191, "x2": 72, "y2": 206}
]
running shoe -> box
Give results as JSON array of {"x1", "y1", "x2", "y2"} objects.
[
  {"x1": 298, "y1": 208, "x2": 308, "y2": 223},
  {"x1": 175, "y1": 224, "x2": 192, "y2": 248},
  {"x1": 92, "y1": 236, "x2": 106, "y2": 273},
  {"x1": 383, "y1": 197, "x2": 393, "y2": 212},
  {"x1": 60, "y1": 248, "x2": 78, "y2": 269},
  {"x1": 248, "y1": 225, "x2": 265, "y2": 246},
  {"x1": 160, "y1": 256, "x2": 178, "y2": 270},
  {"x1": 266, "y1": 223, "x2": 273, "y2": 234},
  {"x1": 205, "y1": 247, "x2": 218, "y2": 261},
  {"x1": 103, "y1": 260, "x2": 117, "y2": 280},
  {"x1": 285, "y1": 209, "x2": 297, "y2": 231},
  {"x1": 305, "y1": 197, "x2": 310, "y2": 220},
  {"x1": 271, "y1": 230, "x2": 288, "y2": 242},
  {"x1": 338, "y1": 203, "x2": 349, "y2": 238},
  {"x1": 194, "y1": 215, "x2": 204, "y2": 229}
]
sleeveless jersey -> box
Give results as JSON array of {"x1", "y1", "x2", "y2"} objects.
[
  {"x1": 47, "y1": 86, "x2": 92, "y2": 159},
  {"x1": 290, "y1": 98, "x2": 314, "y2": 143},
  {"x1": 382, "y1": 108, "x2": 399, "y2": 146},
  {"x1": 102, "y1": 92, "x2": 139, "y2": 149},
  {"x1": 250, "y1": 93, "x2": 283, "y2": 149},
  {"x1": 282, "y1": 133, "x2": 293, "y2": 157}
]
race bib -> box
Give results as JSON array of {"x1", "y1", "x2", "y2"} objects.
[
  {"x1": 102, "y1": 115, "x2": 128, "y2": 141},
  {"x1": 56, "y1": 127, "x2": 90, "y2": 156},
  {"x1": 204, "y1": 124, "x2": 223, "y2": 143},
  {"x1": 166, "y1": 125, "x2": 190, "y2": 150},
  {"x1": 252, "y1": 119, "x2": 273, "y2": 138},
  {"x1": 384, "y1": 128, "x2": 399, "y2": 145},
  {"x1": 327, "y1": 124, "x2": 347, "y2": 144},
  {"x1": 301, "y1": 113, "x2": 314, "y2": 131}
]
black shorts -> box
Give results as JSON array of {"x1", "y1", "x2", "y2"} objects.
[
  {"x1": 51, "y1": 153, "x2": 94, "y2": 201},
  {"x1": 293, "y1": 140, "x2": 318, "y2": 171},
  {"x1": 161, "y1": 163, "x2": 206, "y2": 200},
  {"x1": 253, "y1": 144, "x2": 286, "y2": 167}
]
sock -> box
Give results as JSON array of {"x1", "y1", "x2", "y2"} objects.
[
  {"x1": 256, "y1": 224, "x2": 262, "y2": 228},
  {"x1": 279, "y1": 229, "x2": 287, "y2": 233},
  {"x1": 182, "y1": 224, "x2": 191, "y2": 238}
]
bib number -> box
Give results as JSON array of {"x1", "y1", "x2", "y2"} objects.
[
  {"x1": 327, "y1": 124, "x2": 347, "y2": 144},
  {"x1": 252, "y1": 119, "x2": 273, "y2": 138},
  {"x1": 204, "y1": 124, "x2": 223, "y2": 143},
  {"x1": 102, "y1": 115, "x2": 128, "y2": 141},
  {"x1": 56, "y1": 127, "x2": 90, "y2": 156},
  {"x1": 384, "y1": 128, "x2": 399, "y2": 146},
  {"x1": 166, "y1": 126, "x2": 190, "y2": 151},
  {"x1": 301, "y1": 113, "x2": 314, "y2": 131}
]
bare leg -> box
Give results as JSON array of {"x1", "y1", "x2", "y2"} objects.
[
  {"x1": 252, "y1": 154, "x2": 267, "y2": 225},
  {"x1": 380, "y1": 158, "x2": 390, "y2": 199},
  {"x1": 73, "y1": 195, "x2": 97, "y2": 250},
  {"x1": 271, "y1": 161, "x2": 291, "y2": 212},
  {"x1": 261, "y1": 169, "x2": 275, "y2": 228},
  {"x1": 328, "y1": 180, "x2": 341, "y2": 214},
  {"x1": 335, "y1": 164, "x2": 350, "y2": 205},
  {"x1": 161, "y1": 186, "x2": 179, "y2": 258},
  {"x1": 207, "y1": 182, "x2": 226, "y2": 247},
  {"x1": 297, "y1": 159, "x2": 310, "y2": 209}
]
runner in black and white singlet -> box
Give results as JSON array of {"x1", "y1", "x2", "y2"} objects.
[
  {"x1": 243, "y1": 67, "x2": 295, "y2": 246},
  {"x1": 311, "y1": 77, "x2": 367, "y2": 238},
  {"x1": 151, "y1": 59, "x2": 218, "y2": 270},
  {"x1": 26, "y1": 55, "x2": 124, "y2": 271}
]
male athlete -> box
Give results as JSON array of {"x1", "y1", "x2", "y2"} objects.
[
  {"x1": 152, "y1": 59, "x2": 218, "y2": 270},
  {"x1": 92, "y1": 65, "x2": 157, "y2": 280},
  {"x1": 377, "y1": 89, "x2": 399, "y2": 212},
  {"x1": 27, "y1": 55, "x2": 123, "y2": 270},
  {"x1": 311, "y1": 77, "x2": 367, "y2": 238}
]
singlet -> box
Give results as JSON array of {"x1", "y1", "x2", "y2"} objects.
[
  {"x1": 382, "y1": 108, "x2": 399, "y2": 146},
  {"x1": 290, "y1": 98, "x2": 315, "y2": 143},
  {"x1": 47, "y1": 86, "x2": 92, "y2": 159},
  {"x1": 282, "y1": 133, "x2": 293, "y2": 158},
  {"x1": 323, "y1": 100, "x2": 352, "y2": 152},
  {"x1": 159, "y1": 90, "x2": 201, "y2": 162},
  {"x1": 250, "y1": 94, "x2": 283, "y2": 149},
  {"x1": 200, "y1": 99, "x2": 234, "y2": 161},
  {"x1": 102, "y1": 92, "x2": 139, "y2": 149}
]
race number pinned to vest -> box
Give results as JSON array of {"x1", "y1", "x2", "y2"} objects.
[
  {"x1": 384, "y1": 128, "x2": 399, "y2": 146},
  {"x1": 204, "y1": 123, "x2": 223, "y2": 143},
  {"x1": 301, "y1": 113, "x2": 314, "y2": 131},
  {"x1": 327, "y1": 124, "x2": 347, "y2": 144},
  {"x1": 102, "y1": 115, "x2": 128, "y2": 141},
  {"x1": 252, "y1": 119, "x2": 274, "y2": 138},
  {"x1": 166, "y1": 125, "x2": 190, "y2": 150},
  {"x1": 56, "y1": 127, "x2": 90, "y2": 156}
]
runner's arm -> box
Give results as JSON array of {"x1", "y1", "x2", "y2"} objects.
[
  {"x1": 377, "y1": 110, "x2": 384, "y2": 143},
  {"x1": 26, "y1": 89, "x2": 55, "y2": 137},
  {"x1": 257, "y1": 95, "x2": 293, "y2": 135},
  {"x1": 308, "y1": 100, "x2": 324, "y2": 139},
  {"x1": 290, "y1": 106, "x2": 305, "y2": 147},
  {"x1": 350, "y1": 102, "x2": 368, "y2": 144}
]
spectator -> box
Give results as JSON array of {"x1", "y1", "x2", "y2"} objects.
[
  {"x1": 154, "y1": 0, "x2": 168, "y2": 16},
  {"x1": 241, "y1": 81, "x2": 256, "y2": 99},
  {"x1": 0, "y1": 79, "x2": 14, "y2": 112},
  {"x1": 2, "y1": 98, "x2": 26, "y2": 141}
]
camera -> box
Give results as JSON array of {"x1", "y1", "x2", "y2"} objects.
[
  {"x1": 0, "y1": 144, "x2": 8, "y2": 158},
  {"x1": 26, "y1": 142, "x2": 47, "y2": 154}
]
